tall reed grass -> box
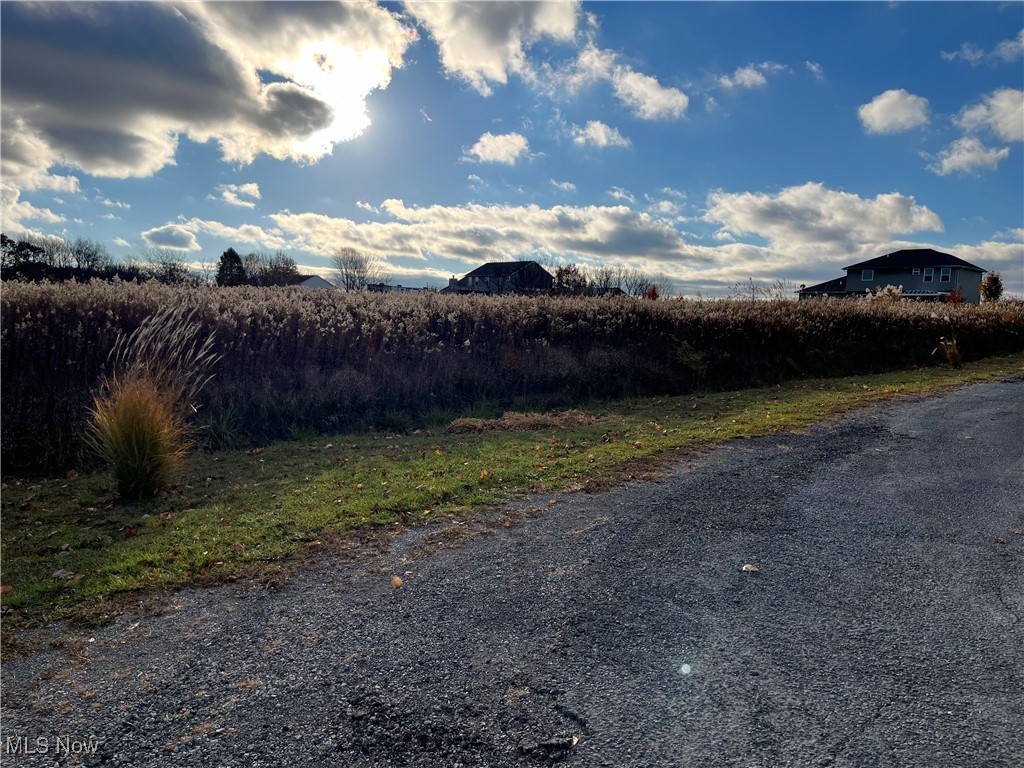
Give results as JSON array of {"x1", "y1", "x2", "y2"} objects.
[{"x1": 2, "y1": 280, "x2": 1022, "y2": 473}]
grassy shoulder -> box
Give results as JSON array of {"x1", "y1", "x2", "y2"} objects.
[{"x1": 3, "y1": 354, "x2": 1022, "y2": 630}]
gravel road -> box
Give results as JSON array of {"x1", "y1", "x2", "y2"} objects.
[{"x1": 3, "y1": 379, "x2": 1022, "y2": 767}]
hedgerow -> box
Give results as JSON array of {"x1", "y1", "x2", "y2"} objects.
[{"x1": 3, "y1": 280, "x2": 1022, "y2": 472}]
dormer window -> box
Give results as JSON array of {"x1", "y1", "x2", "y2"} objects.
[
  {"x1": 923, "y1": 267, "x2": 934, "y2": 283},
  {"x1": 862, "y1": 269, "x2": 874, "y2": 281},
  {"x1": 940, "y1": 267, "x2": 951, "y2": 283}
]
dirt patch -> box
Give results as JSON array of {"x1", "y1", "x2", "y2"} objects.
[{"x1": 445, "y1": 409, "x2": 611, "y2": 434}]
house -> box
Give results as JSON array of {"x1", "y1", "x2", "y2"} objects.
[
  {"x1": 366, "y1": 283, "x2": 426, "y2": 293},
  {"x1": 799, "y1": 248, "x2": 985, "y2": 304},
  {"x1": 441, "y1": 261, "x2": 554, "y2": 295},
  {"x1": 289, "y1": 274, "x2": 334, "y2": 290}
]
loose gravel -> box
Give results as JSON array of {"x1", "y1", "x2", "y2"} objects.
[{"x1": 3, "y1": 379, "x2": 1022, "y2": 767}]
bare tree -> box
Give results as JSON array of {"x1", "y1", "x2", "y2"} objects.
[
  {"x1": 554, "y1": 264, "x2": 590, "y2": 295},
  {"x1": 329, "y1": 247, "x2": 389, "y2": 291},
  {"x1": 70, "y1": 237, "x2": 111, "y2": 270},
  {"x1": 589, "y1": 265, "x2": 621, "y2": 295},
  {"x1": 33, "y1": 235, "x2": 75, "y2": 268},
  {"x1": 621, "y1": 267, "x2": 654, "y2": 297},
  {"x1": 244, "y1": 250, "x2": 300, "y2": 286},
  {"x1": 729, "y1": 277, "x2": 796, "y2": 301},
  {"x1": 142, "y1": 246, "x2": 193, "y2": 284}
]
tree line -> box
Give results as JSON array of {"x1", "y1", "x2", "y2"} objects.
[{"x1": 3, "y1": 232, "x2": 671, "y2": 297}]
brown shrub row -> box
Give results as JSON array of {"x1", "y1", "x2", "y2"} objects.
[{"x1": 3, "y1": 280, "x2": 1023, "y2": 472}]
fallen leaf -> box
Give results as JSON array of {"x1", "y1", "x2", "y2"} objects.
[
  {"x1": 1008, "y1": 527, "x2": 1021, "y2": 535},
  {"x1": 548, "y1": 499, "x2": 558, "y2": 506},
  {"x1": 122, "y1": 526, "x2": 136, "y2": 539},
  {"x1": 993, "y1": 537, "x2": 1007, "y2": 544},
  {"x1": 0, "y1": 585, "x2": 13, "y2": 595},
  {"x1": 633, "y1": 441, "x2": 643, "y2": 449},
  {"x1": 478, "y1": 469, "x2": 488, "y2": 482},
  {"x1": 52, "y1": 569, "x2": 74, "y2": 580},
  {"x1": 964, "y1": 435, "x2": 974, "y2": 441},
  {"x1": 741, "y1": 563, "x2": 759, "y2": 573},
  {"x1": 391, "y1": 575, "x2": 404, "y2": 588}
]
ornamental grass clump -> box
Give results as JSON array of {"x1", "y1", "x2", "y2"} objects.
[
  {"x1": 89, "y1": 373, "x2": 189, "y2": 500},
  {"x1": 87, "y1": 305, "x2": 218, "y2": 500}
]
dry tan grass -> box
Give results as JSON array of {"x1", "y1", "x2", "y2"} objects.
[{"x1": 445, "y1": 409, "x2": 606, "y2": 434}]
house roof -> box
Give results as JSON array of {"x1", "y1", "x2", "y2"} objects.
[
  {"x1": 288, "y1": 274, "x2": 333, "y2": 287},
  {"x1": 464, "y1": 261, "x2": 549, "y2": 278},
  {"x1": 800, "y1": 276, "x2": 847, "y2": 294},
  {"x1": 845, "y1": 248, "x2": 983, "y2": 272}
]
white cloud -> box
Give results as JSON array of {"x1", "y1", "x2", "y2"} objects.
[
  {"x1": 953, "y1": 239, "x2": 1024, "y2": 293},
  {"x1": 0, "y1": 1, "x2": 415, "y2": 194},
  {"x1": 649, "y1": 200, "x2": 680, "y2": 215},
  {"x1": 718, "y1": 62, "x2": 787, "y2": 89},
  {"x1": 141, "y1": 223, "x2": 201, "y2": 251},
  {"x1": 356, "y1": 200, "x2": 380, "y2": 213},
  {"x1": 661, "y1": 187, "x2": 686, "y2": 200},
  {"x1": 612, "y1": 69, "x2": 688, "y2": 119},
  {"x1": 607, "y1": 187, "x2": 635, "y2": 203},
  {"x1": 570, "y1": 120, "x2": 631, "y2": 148},
  {"x1": 539, "y1": 41, "x2": 688, "y2": 120},
  {"x1": 180, "y1": 217, "x2": 290, "y2": 250},
  {"x1": 212, "y1": 182, "x2": 262, "y2": 208},
  {"x1": 100, "y1": 213, "x2": 119, "y2": 221},
  {"x1": 942, "y1": 29, "x2": 1024, "y2": 66},
  {"x1": 463, "y1": 132, "x2": 530, "y2": 164},
  {"x1": 955, "y1": 88, "x2": 1024, "y2": 142},
  {"x1": 113, "y1": 237, "x2": 132, "y2": 248},
  {"x1": 264, "y1": 199, "x2": 712, "y2": 271},
  {"x1": 550, "y1": 179, "x2": 576, "y2": 192},
  {"x1": 858, "y1": 89, "x2": 930, "y2": 134},
  {"x1": 719, "y1": 66, "x2": 764, "y2": 89},
  {"x1": 930, "y1": 137, "x2": 1011, "y2": 176},
  {"x1": 100, "y1": 197, "x2": 131, "y2": 209},
  {"x1": 705, "y1": 182, "x2": 943, "y2": 253},
  {"x1": 404, "y1": 1, "x2": 578, "y2": 96},
  {"x1": 805, "y1": 61, "x2": 825, "y2": 81},
  {"x1": 0, "y1": 184, "x2": 66, "y2": 238}
]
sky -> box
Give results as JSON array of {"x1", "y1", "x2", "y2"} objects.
[{"x1": 2, "y1": 1, "x2": 1022, "y2": 295}]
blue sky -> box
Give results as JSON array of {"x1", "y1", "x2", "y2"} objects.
[{"x1": 2, "y1": 1, "x2": 1022, "y2": 294}]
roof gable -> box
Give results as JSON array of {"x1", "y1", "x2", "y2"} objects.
[
  {"x1": 845, "y1": 248, "x2": 983, "y2": 272},
  {"x1": 464, "y1": 261, "x2": 550, "y2": 278},
  {"x1": 800, "y1": 276, "x2": 846, "y2": 293}
]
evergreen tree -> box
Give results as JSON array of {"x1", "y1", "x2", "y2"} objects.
[{"x1": 215, "y1": 248, "x2": 246, "y2": 286}]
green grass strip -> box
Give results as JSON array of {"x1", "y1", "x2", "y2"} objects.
[{"x1": 3, "y1": 353, "x2": 1022, "y2": 629}]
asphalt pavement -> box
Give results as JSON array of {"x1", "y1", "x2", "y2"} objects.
[{"x1": 3, "y1": 378, "x2": 1022, "y2": 767}]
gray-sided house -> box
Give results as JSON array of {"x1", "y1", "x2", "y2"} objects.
[
  {"x1": 798, "y1": 248, "x2": 985, "y2": 304},
  {"x1": 442, "y1": 261, "x2": 554, "y2": 295}
]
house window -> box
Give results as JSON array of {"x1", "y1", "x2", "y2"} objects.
[
  {"x1": 862, "y1": 269, "x2": 874, "y2": 281},
  {"x1": 923, "y1": 267, "x2": 934, "y2": 283},
  {"x1": 912, "y1": 268, "x2": 921, "y2": 275},
  {"x1": 940, "y1": 267, "x2": 951, "y2": 283}
]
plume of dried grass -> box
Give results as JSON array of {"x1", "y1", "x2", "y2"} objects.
[
  {"x1": 87, "y1": 373, "x2": 190, "y2": 500},
  {"x1": 87, "y1": 304, "x2": 218, "y2": 498}
]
